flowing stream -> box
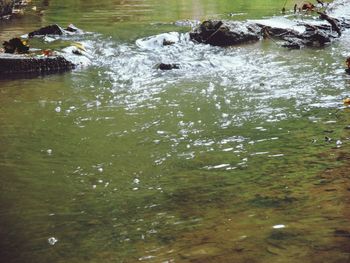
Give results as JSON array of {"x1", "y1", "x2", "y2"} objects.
[{"x1": 1, "y1": 0, "x2": 350, "y2": 262}]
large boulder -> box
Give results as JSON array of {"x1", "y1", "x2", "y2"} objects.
[{"x1": 189, "y1": 20, "x2": 261, "y2": 46}]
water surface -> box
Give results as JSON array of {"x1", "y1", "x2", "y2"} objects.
[{"x1": 1, "y1": 0, "x2": 350, "y2": 262}]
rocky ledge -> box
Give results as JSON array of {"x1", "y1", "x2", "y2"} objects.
[{"x1": 190, "y1": 11, "x2": 350, "y2": 49}]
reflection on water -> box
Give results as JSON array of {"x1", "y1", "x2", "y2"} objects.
[{"x1": 1, "y1": 0, "x2": 350, "y2": 262}]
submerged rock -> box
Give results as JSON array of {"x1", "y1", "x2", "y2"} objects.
[{"x1": 190, "y1": 20, "x2": 261, "y2": 46}]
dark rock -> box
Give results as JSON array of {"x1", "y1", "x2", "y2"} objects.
[
  {"x1": 190, "y1": 20, "x2": 261, "y2": 46},
  {"x1": 281, "y1": 38, "x2": 305, "y2": 49},
  {"x1": 162, "y1": 39, "x2": 175, "y2": 46},
  {"x1": 28, "y1": 24, "x2": 65, "y2": 38},
  {"x1": 157, "y1": 63, "x2": 179, "y2": 70},
  {"x1": 260, "y1": 26, "x2": 299, "y2": 39},
  {"x1": 3, "y1": 37, "x2": 29, "y2": 54},
  {"x1": 300, "y1": 28, "x2": 332, "y2": 47},
  {"x1": 0, "y1": 54, "x2": 75, "y2": 74},
  {"x1": 65, "y1": 24, "x2": 83, "y2": 33},
  {"x1": 191, "y1": 11, "x2": 350, "y2": 49}
]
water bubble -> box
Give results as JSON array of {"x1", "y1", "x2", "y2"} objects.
[
  {"x1": 48, "y1": 237, "x2": 58, "y2": 245},
  {"x1": 133, "y1": 178, "x2": 140, "y2": 184},
  {"x1": 47, "y1": 149, "x2": 52, "y2": 155}
]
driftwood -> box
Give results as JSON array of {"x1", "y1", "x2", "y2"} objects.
[{"x1": 318, "y1": 11, "x2": 342, "y2": 36}]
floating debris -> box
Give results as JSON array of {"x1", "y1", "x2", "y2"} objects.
[{"x1": 48, "y1": 237, "x2": 58, "y2": 245}]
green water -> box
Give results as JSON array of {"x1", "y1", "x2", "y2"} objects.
[{"x1": 1, "y1": 0, "x2": 350, "y2": 262}]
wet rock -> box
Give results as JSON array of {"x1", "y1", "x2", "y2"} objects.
[
  {"x1": 318, "y1": 12, "x2": 341, "y2": 36},
  {"x1": 3, "y1": 37, "x2": 29, "y2": 54},
  {"x1": 65, "y1": 24, "x2": 83, "y2": 33},
  {"x1": 191, "y1": 9, "x2": 350, "y2": 49},
  {"x1": 162, "y1": 39, "x2": 175, "y2": 46},
  {"x1": 28, "y1": 24, "x2": 65, "y2": 38},
  {"x1": 190, "y1": 20, "x2": 261, "y2": 46},
  {"x1": 157, "y1": 63, "x2": 179, "y2": 70},
  {"x1": 0, "y1": 54, "x2": 75, "y2": 74}
]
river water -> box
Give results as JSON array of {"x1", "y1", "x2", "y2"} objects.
[{"x1": 1, "y1": 0, "x2": 350, "y2": 262}]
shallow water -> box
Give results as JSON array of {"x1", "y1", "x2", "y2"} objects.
[{"x1": 1, "y1": 0, "x2": 350, "y2": 262}]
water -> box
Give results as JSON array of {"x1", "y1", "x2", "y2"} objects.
[{"x1": 1, "y1": 0, "x2": 350, "y2": 262}]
